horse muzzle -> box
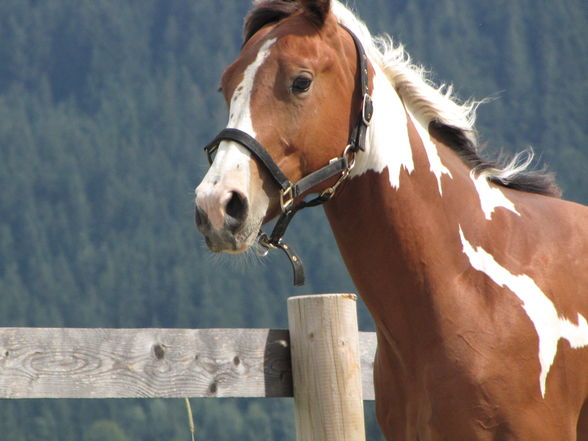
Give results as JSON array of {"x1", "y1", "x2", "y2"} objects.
[{"x1": 194, "y1": 187, "x2": 252, "y2": 252}]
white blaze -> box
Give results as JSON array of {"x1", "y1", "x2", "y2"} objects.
[
  {"x1": 196, "y1": 38, "x2": 276, "y2": 229},
  {"x1": 459, "y1": 226, "x2": 588, "y2": 397},
  {"x1": 209, "y1": 37, "x2": 277, "y2": 177},
  {"x1": 227, "y1": 37, "x2": 277, "y2": 134}
]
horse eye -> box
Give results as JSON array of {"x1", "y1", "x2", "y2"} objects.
[{"x1": 291, "y1": 76, "x2": 312, "y2": 94}]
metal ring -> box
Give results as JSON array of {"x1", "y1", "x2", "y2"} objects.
[
  {"x1": 256, "y1": 233, "x2": 274, "y2": 257},
  {"x1": 343, "y1": 145, "x2": 356, "y2": 172},
  {"x1": 255, "y1": 245, "x2": 270, "y2": 258}
]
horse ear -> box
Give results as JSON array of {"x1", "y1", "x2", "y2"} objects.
[{"x1": 299, "y1": 0, "x2": 331, "y2": 25}]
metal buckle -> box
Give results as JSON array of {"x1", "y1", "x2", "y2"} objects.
[
  {"x1": 280, "y1": 185, "x2": 294, "y2": 212},
  {"x1": 205, "y1": 143, "x2": 218, "y2": 165},
  {"x1": 362, "y1": 93, "x2": 373, "y2": 126},
  {"x1": 319, "y1": 146, "x2": 355, "y2": 200}
]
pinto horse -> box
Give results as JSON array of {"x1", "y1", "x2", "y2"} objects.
[{"x1": 194, "y1": 0, "x2": 588, "y2": 439}]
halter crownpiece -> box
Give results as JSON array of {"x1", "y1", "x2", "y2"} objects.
[{"x1": 203, "y1": 24, "x2": 372, "y2": 286}]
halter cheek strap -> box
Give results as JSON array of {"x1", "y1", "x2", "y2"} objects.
[
  {"x1": 205, "y1": 128, "x2": 349, "y2": 211},
  {"x1": 203, "y1": 25, "x2": 372, "y2": 286},
  {"x1": 342, "y1": 24, "x2": 373, "y2": 154}
]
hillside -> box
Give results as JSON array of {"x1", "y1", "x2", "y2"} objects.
[{"x1": 0, "y1": 0, "x2": 586, "y2": 439}]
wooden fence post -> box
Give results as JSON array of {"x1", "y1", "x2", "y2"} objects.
[{"x1": 287, "y1": 294, "x2": 366, "y2": 441}]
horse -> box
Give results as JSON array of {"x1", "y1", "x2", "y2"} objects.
[{"x1": 194, "y1": 0, "x2": 588, "y2": 439}]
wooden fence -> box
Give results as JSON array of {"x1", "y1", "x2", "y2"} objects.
[{"x1": 0, "y1": 294, "x2": 376, "y2": 441}]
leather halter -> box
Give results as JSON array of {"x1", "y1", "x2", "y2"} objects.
[{"x1": 203, "y1": 25, "x2": 373, "y2": 285}]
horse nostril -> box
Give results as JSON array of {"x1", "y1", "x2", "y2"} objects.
[
  {"x1": 224, "y1": 191, "x2": 248, "y2": 232},
  {"x1": 194, "y1": 204, "x2": 210, "y2": 230}
]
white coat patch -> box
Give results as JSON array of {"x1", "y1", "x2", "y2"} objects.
[
  {"x1": 408, "y1": 109, "x2": 452, "y2": 195},
  {"x1": 471, "y1": 172, "x2": 520, "y2": 220},
  {"x1": 351, "y1": 65, "x2": 452, "y2": 195},
  {"x1": 459, "y1": 227, "x2": 588, "y2": 397},
  {"x1": 350, "y1": 66, "x2": 414, "y2": 189}
]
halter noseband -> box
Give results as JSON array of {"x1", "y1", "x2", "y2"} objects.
[{"x1": 203, "y1": 25, "x2": 372, "y2": 286}]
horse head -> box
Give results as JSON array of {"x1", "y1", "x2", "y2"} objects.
[{"x1": 194, "y1": 0, "x2": 364, "y2": 254}]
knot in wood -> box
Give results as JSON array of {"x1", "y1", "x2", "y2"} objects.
[{"x1": 153, "y1": 344, "x2": 165, "y2": 360}]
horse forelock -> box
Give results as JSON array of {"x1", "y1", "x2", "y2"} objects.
[{"x1": 243, "y1": 0, "x2": 302, "y2": 43}]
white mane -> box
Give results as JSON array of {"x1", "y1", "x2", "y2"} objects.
[{"x1": 332, "y1": 1, "x2": 481, "y2": 145}]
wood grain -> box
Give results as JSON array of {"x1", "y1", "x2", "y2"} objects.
[
  {"x1": 0, "y1": 327, "x2": 376, "y2": 399},
  {"x1": 288, "y1": 294, "x2": 367, "y2": 441}
]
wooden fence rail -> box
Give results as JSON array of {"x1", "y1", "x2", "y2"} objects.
[
  {"x1": 0, "y1": 326, "x2": 376, "y2": 400},
  {"x1": 0, "y1": 328, "x2": 376, "y2": 400},
  {"x1": 0, "y1": 294, "x2": 375, "y2": 441}
]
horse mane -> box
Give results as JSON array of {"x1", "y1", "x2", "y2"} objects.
[{"x1": 243, "y1": 0, "x2": 562, "y2": 198}]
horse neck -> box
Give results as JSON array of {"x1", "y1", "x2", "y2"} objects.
[{"x1": 324, "y1": 67, "x2": 482, "y2": 339}]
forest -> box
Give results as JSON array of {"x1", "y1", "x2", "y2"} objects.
[{"x1": 0, "y1": 0, "x2": 586, "y2": 439}]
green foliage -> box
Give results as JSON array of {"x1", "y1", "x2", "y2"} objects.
[
  {"x1": 0, "y1": 0, "x2": 586, "y2": 440},
  {"x1": 85, "y1": 420, "x2": 129, "y2": 441}
]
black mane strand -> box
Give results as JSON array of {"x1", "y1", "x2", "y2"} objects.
[{"x1": 429, "y1": 120, "x2": 562, "y2": 198}]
